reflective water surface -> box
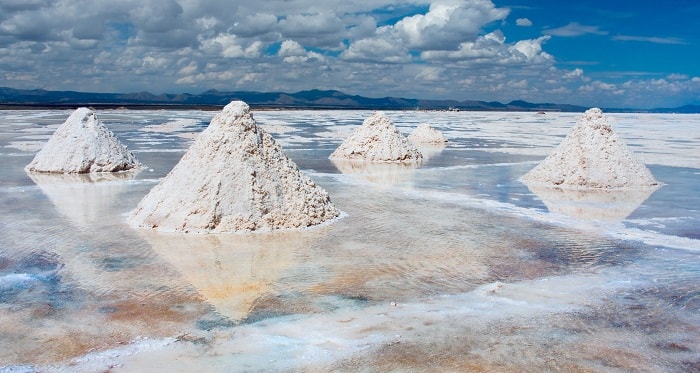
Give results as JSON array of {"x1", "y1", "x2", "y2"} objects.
[{"x1": 0, "y1": 109, "x2": 698, "y2": 372}]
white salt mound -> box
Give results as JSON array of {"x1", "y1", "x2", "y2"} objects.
[
  {"x1": 520, "y1": 108, "x2": 658, "y2": 189},
  {"x1": 129, "y1": 101, "x2": 340, "y2": 233},
  {"x1": 25, "y1": 107, "x2": 140, "y2": 173},
  {"x1": 408, "y1": 123, "x2": 448, "y2": 144},
  {"x1": 329, "y1": 111, "x2": 422, "y2": 162}
]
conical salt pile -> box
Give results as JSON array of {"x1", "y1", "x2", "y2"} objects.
[
  {"x1": 407, "y1": 123, "x2": 448, "y2": 144},
  {"x1": 129, "y1": 101, "x2": 340, "y2": 233},
  {"x1": 520, "y1": 108, "x2": 658, "y2": 189},
  {"x1": 25, "y1": 107, "x2": 140, "y2": 173},
  {"x1": 329, "y1": 111, "x2": 422, "y2": 162}
]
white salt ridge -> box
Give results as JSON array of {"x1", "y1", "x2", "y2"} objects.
[
  {"x1": 407, "y1": 123, "x2": 448, "y2": 144},
  {"x1": 129, "y1": 101, "x2": 340, "y2": 233},
  {"x1": 141, "y1": 118, "x2": 200, "y2": 133},
  {"x1": 329, "y1": 111, "x2": 422, "y2": 162},
  {"x1": 520, "y1": 108, "x2": 659, "y2": 189},
  {"x1": 25, "y1": 108, "x2": 140, "y2": 173}
]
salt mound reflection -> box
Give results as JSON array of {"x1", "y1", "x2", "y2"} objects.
[
  {"x1": 524, "y1": 183, "x2": 660, "y2": 221},
  {"x1": 331, "y1": 159, "x2": 419, "y2": 186},
  {"x1": 28, "y1": 170, "x2": 139, "y2": 227},
  {"x1": 414, "y1": 143, "x2": 447, "y2": 160},
  {"x1": 142, "y1": 230, "x2": 323, "y2": 322}
]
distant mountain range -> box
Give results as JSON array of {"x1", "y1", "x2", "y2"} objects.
[{"x1": 1, "y1": 86, "x2": 698, "y2": 113}]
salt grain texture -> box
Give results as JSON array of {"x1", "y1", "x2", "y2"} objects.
[
  {"x1": 520, "y1": 108, "x2": 658, "y2": 189},
  {"x1": 25, "y1": 107, "x2": 140, "y2": 173},
  {"x1": 408, "y1": 123, "x2": 448, "y2": 144},
  {"x1": 329, "y1": 111, "x2": 422, "y2": 162},
  {"x1": 129, "y1": 101, "x2": 340, "y2": 233}
]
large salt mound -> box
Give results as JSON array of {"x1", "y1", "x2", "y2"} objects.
[
  {"x1": 407, "y1": 123, "x2": 448, "y2": 144},
  {"x1": 129, "y1": 101, "x2": 340, "y2": 233},
  {"x1": 25, "y1": 107, "x2": 140, "y2": 173},
  {"x1": 329, "y1": 111, "x2": 422, "y2": 162},
  {"x1": 520, "y1": 108, "x2": 658, "y2": 189}
]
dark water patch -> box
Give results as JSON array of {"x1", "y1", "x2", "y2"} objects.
[
  {"x1": 678, "y1": 229, "x2": 700, "y2": 240},
  {"x1": 243, "y1": 293, "x2": 320, "y2": 324},
  {"x1": 241, "y1": 291, "x2": 379, "y2": 325},
  {"x1": 243, "y1": 309, "x2": 293, "y2": 325},
  {"x1": 0, "y1": 256, "x2": 11, "y2": 271},
  {"x1": 625, "y1": 248, "x2": 700, "y2": 312},
  {"x1": 582, "y1": 291, "x2": 697, "y2": 337},
  {"x1": 298, "y1": 125, "x2": 340, "y2": 142},
  {"x1": 623, "y1": 281, "x2": 699, "y2": 313},
  {"x1": 14, "y1": 250, "x2": 62, "y2": 272},
  {"x1": 429, "y1": 147, "x2": 540, "y2": 167},
  {"x1": 627, "y1": 165, "x2": 700, "y2": 221},
  {"x1": 343, "y1": 294, "x2": 371, "y2": 303},
  {"x1": 0, "y1": 250, "x2": 74, "y2": 310},
  {"x1": 486, "y1": 222, "x2": 644, "y2": 284},
  {"x1": 283, "y1": 149, "x2": 339, "y2": 173},
  {"x1": 410, "y1": 161, "x2": 544, "y2": 210},
  {"x1": 98, "y1": 306, "x2": 118, "y2": 313},
  {"x1": 0, "y1": 156, "x2": 37, "y2": 187},
  {"x1": 655, "y1": 341, "x2": 692, "y2": 352},
  {"x1": 680, "y1": 359, "x2": 700, "y2": 373},
  {"x1": 0, "y1": 272, "x2": 72, "y2": 312},
  {"x1": 549, "y1": 290, "x2": 700, "y2": 372},
  {"x1": 0, "y1": 274, "x2": 40, "y2": 302},
  {"x1": 98, "y1": 255, "x2": 138, "y2": 272},
  {"x1": 532, "y1": 239, "x2": 639, "y2": 271},
  {"x1": 448, "y1": 137, "x2": 522, "y2": 150},
  {"x1": 196, "y1": 315, "x2": 237, "y2": 331}
]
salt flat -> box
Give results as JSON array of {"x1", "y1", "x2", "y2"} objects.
[{"x1": 0, "y1": 109, "x2": 698, "y2": 372}]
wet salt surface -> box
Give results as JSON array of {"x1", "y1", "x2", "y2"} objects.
[{"x1": 0, "y1": 109, "x2": 698, "y2": 372}]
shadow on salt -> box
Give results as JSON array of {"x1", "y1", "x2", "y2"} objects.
[
  {"x1": 28, "y1": 170, "x2": 140, "y2": 228},
  {"x1": 140, "y1": 229, "x2": 328, "y2": 323},
  {"x1": 523, "y1": 183, "x2": 661, "y2": 221}
]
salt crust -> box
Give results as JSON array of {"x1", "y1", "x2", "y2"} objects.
[
  {"x1": 129, "y1": 101, "x2": 340, "y2": 233},
  {"x1": 25, "y1": 107, "x2": 140, "y2": 173},
  {"x1": 520, "y1": 108, "x2": 659, "y2": 189},
  {"x1": 329, "y1": 111, "x2": 422, "y2": 162},
  {"x1": 407, "y1": 123, "x2": 448, "y2": 144}
]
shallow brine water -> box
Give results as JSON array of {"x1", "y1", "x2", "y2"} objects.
[{"x1": 0, "y1": 109, "x2": 698, "y2": 372}]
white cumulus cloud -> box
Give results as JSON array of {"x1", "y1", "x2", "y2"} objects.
[
  {"x1": 390, "y1": 0, "x2": 509, "y2": 50},
  {"x1": 516, "y1": 18, "x2": 532, "y2": 27},
  {"x1": 421, "y1": 32, "x2": 553, "y2": 65},
  {"x1": 0, "y1": 0, "x2": 695, "y2": 108}
]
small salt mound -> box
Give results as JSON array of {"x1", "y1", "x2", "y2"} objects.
[
  {"x1": 329, "y1": 111, "x2": 422, "y2": 162},
  {"x1": 520, "y1": 108, "x2": 658, "y2": 189},
  {"x1": 25, "y1": 107, "x2": 140, "y2": 173},
  {"x1": 408, "y1": 123, "x2": 448, "y2": 144},
  {"x1": 129, "y1": 101, "x2": 340, "y2": 233}
]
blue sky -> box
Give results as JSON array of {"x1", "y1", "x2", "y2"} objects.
[
  {"x1": 0, "y1": 0, "x2": 697, "y2": 108},
  {"x1": 502, "y1": 1, "x2": 699, "y2": 78}
]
